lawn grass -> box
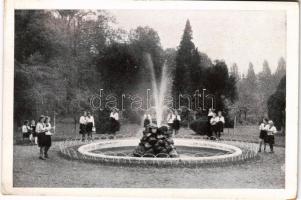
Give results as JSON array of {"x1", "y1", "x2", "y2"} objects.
[{"x1": 13, "y1": 122, "x2": 285, "y2": 188}]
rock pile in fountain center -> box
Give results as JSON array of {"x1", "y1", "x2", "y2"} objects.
[{"x1": 133, "y1": 124, "x2": 179, "y2": 158}]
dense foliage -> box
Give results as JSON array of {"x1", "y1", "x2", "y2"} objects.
[
  {"x1": 15, "y1": 10, "x2": 285, "y2": 133},
  {"x1": 267, "y1": 76, "x2": 286, "y2": 131}
]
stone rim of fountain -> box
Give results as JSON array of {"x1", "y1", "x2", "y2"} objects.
[{"x1": 76, "y1": 138, "x2": 243, "y2": 166}]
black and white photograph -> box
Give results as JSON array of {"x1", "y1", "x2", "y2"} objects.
[{"x1": 1, "y1": 0, "x2": 299, "y2": 199}]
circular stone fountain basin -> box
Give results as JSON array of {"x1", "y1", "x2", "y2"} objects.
[{"x1": 77, "y1": 138, "x2": 243, "y2": 166}]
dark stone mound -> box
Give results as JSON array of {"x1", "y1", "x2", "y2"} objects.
[{"x1": 133, "y1": 125, "x2": 179, "y2": 158}]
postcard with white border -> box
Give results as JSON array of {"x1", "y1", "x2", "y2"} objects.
[{"x1": 2, "y1": 0, "x2": 299, "y2": 199}]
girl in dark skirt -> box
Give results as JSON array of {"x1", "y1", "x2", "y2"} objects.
[
  {"x1": 79, "y1": 111, "x2": 87, "y2": 141},
  {"x1": 44, "y1": 116, "x2": 55, "y2": 158},
  {"x1": 167, "y1": 110, "x2": 175, "y2": 133},
  {"x1": 266, "y1": 120, "x2": 277, "y2": 153},
  {"x1": 36, "y1": 116, "x2": 46, "y2": 160},
  {"x1": 143, "y1": 112, "x2": 152, "y2": 129},
  {"x1": 86, "y1": 112, "x2": 95, "y2": 140},
  {"x1": 30, "y1": 120, "x2": 37, "y2": 145},
  {"x1": 258, "y1": 118, "x2": 268, "y2": 152},
  {"x1": 109, "y1": 109, "x2": 120, "y2": 133},
  {"x1": 22, "y1": 120, "x2": 31, "y2": 141},
  {"x1": 216, "y1": 111, "x2": 225, "y2": 140},
  {"x1": 207, "y1": 109, "x2": 214, "y2": 138},
  {"x1": 172, "y1": 110, "x2": 181, "y2": 135},
  {"x1": 210, "y1": 112, "x2": 218, "y2": 140}
]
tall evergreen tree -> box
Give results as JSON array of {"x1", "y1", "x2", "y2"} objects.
[
  {"x1": 173, "y1": 19, "x2": 202, "y2": 96},
  {"x1": 258, "y1": 60, "x2": 273, "y2": 115},
  {"x1": 230, "y1": 63, "x2": 240, "y2": 81},
  {"x1": 274, "y1": 57, "x2": 286, "y2": 83},
  {"x1": 268, "y1": 75, "x2": 286, "y2": 132}
]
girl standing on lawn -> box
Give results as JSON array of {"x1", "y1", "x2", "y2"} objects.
[
  {"x1": 172, "y1": 110, "x2": 181, "y2": 135},
  {"x1": 207, "y1": 108, "x2": 214, "y2": 138},
  {"x1": 79, "y1": 111, "x2": 87, "y2": 141},
  {"x1": 266, "y1": 120, "x2": 277, "y2": 153},
  {"x1": 216, "y1": 111, "x2": 225, "y2": 140},
  {"x1": 30, "y1": 120, "x2": 37, "y2": 145},
  {"x1": 86, "y1": 112, "x2": 95, "y2": 140},
  {"x1": 21, "y1": 120, "x2": 31, "y2": 142},
  {"x1": 210, "y1": 112, "x2": 218, "y2": 140},
  {"x1": 109, "y1": 108, "x2": 120, "y2": 133},
  {"x1": 258, "y1": 118, "x2": 268, "y2": 152},
  {"x1": 44, "y1": 116, "x2": 55, "y2": 158},
  {"x1": 143, "y1": 111, "x2": 152, "y2": 129},
  {"x1": 36, "y1": 116, "x2": 47, "y2": 160}
]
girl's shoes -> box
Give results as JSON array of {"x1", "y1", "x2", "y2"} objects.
[{"x1": 39, "y1": 156, "x2": 45, "y2": 160}]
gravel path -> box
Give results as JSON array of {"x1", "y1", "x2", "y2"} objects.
[{"x1": 13, "y1": 141, "x2": 284, "y2": 188}]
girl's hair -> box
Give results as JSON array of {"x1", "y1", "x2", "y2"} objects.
[
  {"x1": 38, "y1": 116, "x2": 44, "y2": 122},
  {"x1": 45, "y1": 116, "x2": 50, "y2": 123},
  {"x1": 23, "y1": 120, "x2": 29, "y2": 125}
]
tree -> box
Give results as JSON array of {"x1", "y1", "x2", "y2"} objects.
[
  {"x1": 257, "y1": 60, "x2": 273, "y2": 115},
  {"x1": 275, "y1": 57, "x2": 286, "y2": 80},
  {"x1": 173, "y1": 19, "x2": 202, "y2": 96},
  {"x1": 268, "y1": 76, "x2": 286, "y2": 132},
  {"x1": 14, "y1": 10, "x2": 115, "y2": 125},
  {"x1": 205, "y1": 60, "x2": 237, "y2": 110},
  {"x1": 236, "y1": 62, "x2": 260, "y2": 122},
  {"x1": 129, "y1": 26, "x2": 164, "y2": 86},
  {"x1": 230, "y1": 63, "x2": 240, "y2": 82}
]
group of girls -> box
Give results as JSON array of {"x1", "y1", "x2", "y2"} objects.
[
  {"x1": 35, "y1": 115, "x2": 55, "y2": 160},
  {"x1": 21, "y1": 120, "x2": 38, "y2": 145},
  {"x1": 207, "y1": 109, "x2": 225, "y2": 140},
  {"x1": 21, "y1": 115, "x2": 55, "y2": 160},
  {"x1": 166, "y1": 110, "x2": 181, "y2": 135},
  {"x1": 79, "y1": 111, "x2": 95, "y2": 141},
  {"x1": 258, "y1": 118, "x2": 277, "y2": 153},
  {"x1": 143, "y1": 109, "x2": 181, "y2": 135}
]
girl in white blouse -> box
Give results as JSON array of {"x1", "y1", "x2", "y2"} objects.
[
  {"x1": 86, "y1": 112, "x2": 95, "y2": 140},
  {"x1": 44, "y1": 116, "x2": 55, "y2": 158},
  {"x1": 36, "y1": 116, "x2": 47, "y2": 160},
  {"x1": 109, "y1": 109, "x2": 120, "y2": 133},
  {"x1": 266, "y1": 120, "x2": 277, "y2": 153},
  {"x1": 258, "y1": 118, "x2": 268, "y2": 152},
  {"x1": 143, "y1": 112, "x2": 152, "y2": 129},
  {"x1": 21, "y1": 120, "x2": 31, "y2": 141}
]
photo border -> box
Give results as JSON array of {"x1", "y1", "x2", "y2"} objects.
[{"x1": 2, "y1": 1, "x2": 299, "y2": 199}]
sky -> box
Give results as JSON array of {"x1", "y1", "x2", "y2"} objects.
[{"x1": 109, "y1": 10, "x2": 286, "y2": 74}]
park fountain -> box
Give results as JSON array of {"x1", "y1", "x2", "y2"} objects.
[{"x1": 59, "y1": 54, "x2": 258, "y2": 167}]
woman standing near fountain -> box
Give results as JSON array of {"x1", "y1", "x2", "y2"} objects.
[
  {"x1": 109, "y1": 108, "x2": 120, "y2": 134},
  {"x1": 36, "y1": 116, "x2": 46, "y2": 160},
  {"x1": 258, "y1": 118, "x2": 268, "y2": 152},
  {"x1": 86, "y1": 112, "x2": 95, "y2": 140},
  {"x1": 44, "y1": 116, "x2": 55, "y2": 158},
  {"x1": 266, "y1": 120, "x2": 277, "y2": 153},
  {"x1": 143, "y1": 111, "x2": 152, "y2": 129},
  {"x1": 173, "y1": 110, "x2": 181, "y2": 135},
  {"x1": 79, "y1": 111, "x2": 87, "y2": 141},
  {"x1": 167, "y1": 110, "x2": 175, "y2": 133}
]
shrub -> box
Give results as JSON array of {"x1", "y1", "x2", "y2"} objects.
[
  {"x1": 95, "y1": 108, "x2": 111, "y2": 134},
  {"x1": 189, "y1": 116, "x2": 208, "y2": 135}
]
